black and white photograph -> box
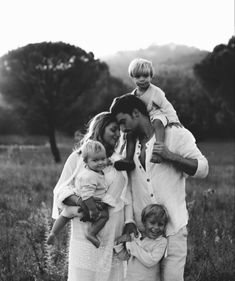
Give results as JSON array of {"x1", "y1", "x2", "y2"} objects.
[{"x1": 0, "y1": 0, "x2": 234, "y2": 280}]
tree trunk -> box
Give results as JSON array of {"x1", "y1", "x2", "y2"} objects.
[{"x1": 48, "y1": 127, "x2": 61, "y2": 163}]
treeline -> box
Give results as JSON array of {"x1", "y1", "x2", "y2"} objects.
[
  {"x1": 0, "y1": 38, "x2": 234, "y2": 161},
  {"x1": 102, "y1": 43, "x2": 209, "y2": 86},
  {"x1": 104, "y1": 38, "x2": 235, "y2": 140}
]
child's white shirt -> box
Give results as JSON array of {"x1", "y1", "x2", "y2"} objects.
[
  {"x1": 75, "y1": 167, "x2": 108, "y2": 201},
  {"x1": 126, "y1": 235, "x2": 167, "y2": 267},
  {"x1": 52, "y1": 150, "x2": 133, "y2": 219},
  {"x1": 114, "y1": 235, "x2": 167, "y2": 281},
  {"x1": 131, "y1": 83, "x2": 179, "y2": 126}
]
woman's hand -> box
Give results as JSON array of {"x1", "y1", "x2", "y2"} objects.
[
  {"x1": 63, "y1": 195, "x2": 91, "y2": 221},
  {"x1": 89, "y1": 209, "x2": 101, "y2": 221},
  {"x1": 79, "y1": 197, "x2": 106, "y2": 222}
]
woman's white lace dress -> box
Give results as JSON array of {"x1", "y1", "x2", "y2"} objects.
[{"x1": 53, "y1": 151, "x2": 132, "y2": 281}]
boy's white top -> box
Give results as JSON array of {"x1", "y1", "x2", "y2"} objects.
[
  {"x1": 114, "y1": 235, "x2": 167, "y2": 281},
  {"x1": 131, "y1": 83, "x2": 179, "y2": 125},
  {"x1": 76, "y1": 167, "x2": 109, "y2": 201},
  {"x1": 127, "y1": 126, "x2": 209, "y2": 236},
  {"x1": 52, "y1": 150, "x2": 132, "y2": 219},
  {"x1": 126, "y1": 236, "x2": 167, "y2": 267}
]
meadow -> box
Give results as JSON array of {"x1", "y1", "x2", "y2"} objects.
[{"x1": 0, "y1": 137, "x2": 234, "y2": 281}]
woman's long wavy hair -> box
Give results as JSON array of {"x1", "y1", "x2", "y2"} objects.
[{"x1": 74, "y1": 112, "x2": 118, "y2": 156}]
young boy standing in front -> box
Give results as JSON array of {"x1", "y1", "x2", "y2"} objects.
[
  {"x1": 114, "y1": 58, "x2": 181, "y2": 171},
  {"x1": 114, "y1": 204, "x2": 168, "y2": 281}
]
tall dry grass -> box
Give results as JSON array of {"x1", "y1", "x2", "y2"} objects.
[{"x1": 0, "y1": 141, "x2": 234, "y2": 280}]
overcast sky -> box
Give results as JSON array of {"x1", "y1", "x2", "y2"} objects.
[{"x1": 0, "y1": 0, "x2": 234, "y2": 58}]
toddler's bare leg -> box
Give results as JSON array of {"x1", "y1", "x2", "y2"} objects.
[
  {"x1": 151, "y1": 119, "x2": 165, "y2": 163},
  {"x1": 86, "y1": 210, "x2": 109, "y2": 248},
  {"x1": 47, "y1": 215, "x2": 70, "y2": 245},
  {"x1": 114, "y1": 133, "x2": 136, "y2": 171}
]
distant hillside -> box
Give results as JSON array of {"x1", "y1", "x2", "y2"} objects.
[{"x1": 101, "y1": 43, "x2": 209, "y2": 86}]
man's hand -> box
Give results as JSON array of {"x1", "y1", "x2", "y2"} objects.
[
  {"x1": 153, "y1": 142, "x2": 198, "y2": 176},
  {"x1": 116, "y1": 233, "x2": 132, "y2": 244},
  {"x1": 152, "y1": 142, "x2": 174, "y2": 161},
  {"x1": 122, "y1": 222, "x2": 138, "y2": 238},
  {"x1": 151, "y1": 141, "x2": 164, "y2": 163}
]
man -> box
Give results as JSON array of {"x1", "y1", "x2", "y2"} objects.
[{"x1": 110, "y1": 94, "x2": 209, "y2": 281}]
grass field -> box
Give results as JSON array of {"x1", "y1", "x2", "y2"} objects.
[{"x1": 0, "y1": 139, "x2": 234, "y2": 281}]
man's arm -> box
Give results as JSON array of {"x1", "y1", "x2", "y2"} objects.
[
  {"x1": 153, "y1": 142, "x2": 198, "y2": 176},
  {"x1": 153, "y1": 128, "x2": 209, "y2": 177},
  {"x1": 122, "y1": 180, "x2": 138, "y2": 237},
  {"x1": 168, "y1": 152, "x2": 198, "y2": 176}
]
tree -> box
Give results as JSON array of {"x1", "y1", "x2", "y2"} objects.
[
  {"x1": 0, "y1": 42, "x2": 117, "y2": 162},
  {"x1": 0, "y1": 107, "x2": 25, "y2": 134},
  {"x1": 194, "y1": 37, "x2": 235, "y2": 138},
  {"x1": 154, "y1": 68, "x2": 210, "y2": 140},
  {"x1": 60, "y1": 68, "x2": 128, "y2": 135}
]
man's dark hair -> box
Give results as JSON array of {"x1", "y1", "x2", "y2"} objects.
[{"x1": 109, "y1": 94, "x2": 148, "y2": 117}]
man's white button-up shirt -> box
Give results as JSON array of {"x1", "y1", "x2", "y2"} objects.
[{"x1": 129, "y1": 126, "x2": 209, "y2": 236}]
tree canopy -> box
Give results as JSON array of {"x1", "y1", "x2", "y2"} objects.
[
  {"x1": 194, "y1": 36, "x2": 235, "y2": 137},
  {"x1": 0, "y1": 42, "x2": 127, "y2": 162}
]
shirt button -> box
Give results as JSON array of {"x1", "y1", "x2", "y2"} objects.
[
  {"x1": 147, "y1": 179, "x2": 150, "y2": 182},
  {"x1": 151, "y1": 194, "x2": 154, "y2": 197},
  {"x1": 139, "y1": 166, "x2": 142, "y2": 169}
]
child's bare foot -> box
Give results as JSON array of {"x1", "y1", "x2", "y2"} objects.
[
  {"x1": 114, "y1": 159, "x2": 135, "y2": 171},
  {"x1": 86, "y1": 233, "x2": 100, "y2": 248},
  {"x1": 47, "y1": 233, "x2": 56, "y2": 245}
]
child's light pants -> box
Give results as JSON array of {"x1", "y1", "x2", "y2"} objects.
[{"x1": 160, "y1": 226, "x2": 188, "y2": 281}]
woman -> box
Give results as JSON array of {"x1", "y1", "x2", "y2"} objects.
[{"x1": 52, "y1": 112, "x2": 133, "y2": 281}]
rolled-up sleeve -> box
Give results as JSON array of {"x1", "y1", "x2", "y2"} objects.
[
  {"x1": 174, "y1": 127, "x2": 209, "y2": 179},
  {"x1": 193, "y1": 156, "x2": 209, "y2": 178}
]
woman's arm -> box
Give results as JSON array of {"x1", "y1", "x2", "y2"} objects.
[{"x1": 52, "y1": 151, "x2": 83, "y2": 219}]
